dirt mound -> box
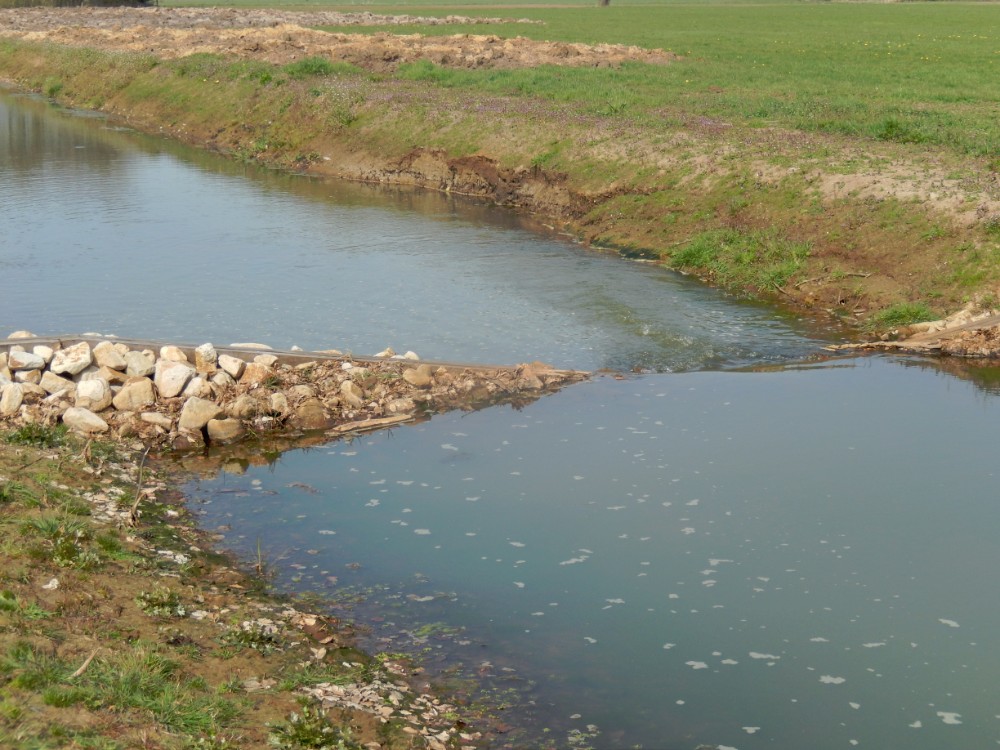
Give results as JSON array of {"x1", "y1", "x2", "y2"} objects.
[{"x1": 0, "y1": 7, "x2": 676, "y2": 71}]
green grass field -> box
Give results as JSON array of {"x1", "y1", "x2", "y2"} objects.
[{"x1": 162, "y1": 0, "x2": 1000, "y2": 159}]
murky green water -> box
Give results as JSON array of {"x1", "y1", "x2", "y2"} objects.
[{"x1": 4, "y1": 91, "x2": 999, "y2": 749}]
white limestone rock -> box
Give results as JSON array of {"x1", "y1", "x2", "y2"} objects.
[
  {"x1": 178, "y1": 397, "x2": 224, "y2": 431},
  {"x1": 75, "y1": 379, "x2": 113, "y2": 412},
  {"x1": 194, "y1": 343, "x2": 218, "y2": 373},
  {"x1": 253, "y1": 354, "x2": 279, "y2": 368},
  {"x1": 14, "y1": 369, "x2": 42, "y2": 385},
  {"x1": 63, "y1": 406, "x2": 109, "y2": 434},
  {"x1": 340, "y1": 380, "x2": 365, "y2": 408},
  {"x1": 229, "y1": 342, "x2": 272, "y2": 350},
  {"x1": 8, "y1": 350, "x2": 45, "y2": 371},
  {"x1": 50, "y1": 342, "x2": 93, "y2": 376},
  {"x1": 124, "y1": 350, "x2": 156, "y2": 378},
  {"x1": 7, "y1": 330, "x2": 36, "y2": 339},
  {"x1": 140, "y1": 412, "x2": 173, "y2": 429},
  {"x1": 159, "y1": 345, "x2": 189, "y2": 362},
  {"x1": 113, "y1": 378, "x2": 156, "y2": 411},
  {"x1": 32, "y1": 345, "x2": 54, "y2": 364},
  {"x1": 182, "y1": 376, "x2": 213, "y2": 399},
  {"x1": 0, "y1": 383, "x2": 24, "y2": 417},
  {"x1": 207, "y1": 418, "x2": 245, "y2": 444},
  {"x1": 93, "y1": 341, "x2": 127, "y2": 371},
  {"x1": 40, "y1": 371, "x2": 76, "y2": 397},
  {"x1": 211, "y1": 371, "x2": 236, "y2": 388},
  {"x1": 154, "y1": 359, "x2": 195, "y2": 399},
  {"x1": 218, "y1": 354, "x2": 245, "y2": 379}
]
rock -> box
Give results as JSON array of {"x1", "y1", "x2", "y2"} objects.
[
  {"x1": 63, "y1": 406, "x2": 109, "y2": 434},
  {"x1": 402, "y1": 351, "x2": 420, "y2": 360},
  {"x1": 375, "y1": 347, "x2": 395, "y2": 358},
  {"x1": 402, "y1": 364, "x2": 434, "y2": 388},
  {"x1": 97, "y1": 365, "x2": 129, "y2": 385},
  {"x1": 32, "y1": 345, "x2": 54, "y2": 364},
  {"x1": 74, "y1": 365, "x2": 103, "y2": 382},
  {"x1": 229, "y1": 342, "x2": 272, "y2": 350},
  {"x1": 207, "y1": 418, "x2": 245, "y2": 444},
  {"x1": 0, "y1": 383, "x2": 24, "y2": 416},
  {"x1": 14, "y1": 369, "x2": 42, "y2": 385},
  {"x1": 8, "y1": 350, "x2": 45, "y2": 371},
  {"x1": 194, "y1": 343, "x2": 218, "y2": 373},
  {"x1": 211, "y1": 371, "x2": 236, "y2": 388},
  {"x1": 75, "y1": 379, "x2": 113, "y2": 412},
  {"x1": 7, "y1": 330, "x2": 36, "y2": 339},
  {"x1": 269, "y1": 392, "x2": 289, "y2": 416},
  {"x1": 178, "y1": 397, "x2": 224, "y2": 431},
  {"x1": 50, "y1": 342, "x2": 93, "y2": 376},
  {"x1": 40, "y1": 371, "x2": 76, "y2": 396},
  {"x1": 154, "y1": 359, "x2": 195, "y2": 399},
  {"x1": 218, "y1": 354, "x2": 245, "y2": 379},
  {"x1": 341, "y1": 380, "x2": 365, "y2": 408},
  {"x1": 140, "y1": 411, "x2": 173, "y2": 429},
  {"x1": 290, "y1": 398, "x2": 332, "y2": 430},
  {"x1": 92, "y1": 341, "x2": 127, "y2": 370},
  {"x1": 287, "y1": 384, "x2": 316, "y2": 400},
  {"x1": 516, "y1": 363, "x2": 545, "y2": 390},
  {"x1": 226, "y1": 395, "x2": 260, "y2": 419},
  {"x1": 182, "y1": 376, "x2": 212, "y2": 399},
  {"x1": 239, "y1": 362, "x2": 273, "y2": 386},
  {"x1": 314, "y1": 348, "x2": 343, "y2": 356},
  {"x1": 124, "y1": 350, "x2": 156, "y2": 377},
  {"x1": 113, "y1": 378, "x2": 155, "y2": 411},
  {"x1": 387, "y1": 397, "x2": 416, "y2": 414},
  {"x1": 253, "y1": 353, "x2": 279, "y2": 367},
  {"x1": 159, "y1": 345, "x2": 188, "y2": 362}
]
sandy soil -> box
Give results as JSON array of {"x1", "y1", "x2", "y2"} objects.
[{"x1": 0, "y1": 6, "x2": 677, "y2": 71}]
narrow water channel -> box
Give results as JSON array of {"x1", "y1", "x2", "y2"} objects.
[{"x1": 3, "y1": 91, "x2": 998, "y2": 750}]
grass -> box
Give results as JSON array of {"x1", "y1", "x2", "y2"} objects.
[{"x1": 322, "y1": 1, "x2": 1000, "y2": 159}]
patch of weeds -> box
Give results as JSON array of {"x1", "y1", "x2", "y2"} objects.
[
  {"x1": 221, "y1": 620, "x2": 283, "y2": 655},
  {"x1": 0, "y1": 481, "x2": 33, "y2": 505},
  {"x1": 1, "y1": 641, "x2": 69, "y2": 690},
  {"x1": 671, "y1": 228, "x2": 810, "y2": 291},
  {"x1": 284, "y1": 57, "x2": 358, "y2": 79},
  {"x1": 4, "y1": 423, "x2": 68, "y2": 448},
  {"x1": 0, "y1": 590, "x2": 52, "y2": 621},
  {"x1": 983, "y1": 215, "x2": 1000, "y2": 238},
  {"x1": 867, "y1": 302, "x2": 935, "y2": 331},
  {"x1": 135, "y1": 585, "x2": 187, "y2": 618},
  {"x1": 43, "y1": 76, "x2": 62, "y2": 98},
  {"x1": 42, "y1": 685, "x2": 90, "y2": 708},
  {"x1": 22, "y1": 515, "x2": 100, "y2": 570},
  {"x1": 268, "y1": 698, "x2": 364, "y2": 750}
]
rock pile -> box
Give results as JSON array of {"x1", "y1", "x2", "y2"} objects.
[{"x1": 0, "y1": 332, "x2": 585, "y2": 449}]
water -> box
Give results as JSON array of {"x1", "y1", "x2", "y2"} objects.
[
  {"x1": 0, "y1": 91, "x2": 836, "y2": 373},
  {"x1": 4, "y1": 91, "x2": 1000, "y2": 749}
]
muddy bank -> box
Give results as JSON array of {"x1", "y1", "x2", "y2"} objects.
[{"x1": 0, "y1": 331, "x2": 587, "y2": 450}]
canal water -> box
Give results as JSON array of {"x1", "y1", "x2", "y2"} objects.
[{"x1": 2, "y1": 91, "x2": 998, "y2": 749}]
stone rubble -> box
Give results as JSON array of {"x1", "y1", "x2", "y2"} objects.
[{"x1": 1, "y1": 332, "x2": 587, "y2": 449}]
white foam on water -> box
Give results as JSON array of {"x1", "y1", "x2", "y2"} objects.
[
  {"x1": 809, "y1": 637, "x2": 830, "y2": 642},
  {"x1": 317, "y1": 530, "x2": 336, "y2": 535},
  {"x1": 862, "y1": 642, "x2": 886, "y2": 648},
  {"x1": 819, "y1": 675, "x2": 846, "y2": 684},
  {"x1": 749, "y1": 652, "x2": 781, "y2": 660},
  {"x1": 742, "y1": 727, "x2": 760, "y2": 734},
  {"x1": 413, "y1": 529, "x2": 431, "y2": 535},
  {"x1": 396, "y1": 480, "x2": 414, "y2": 486},
  {"x1": 938, "y1": 619, "x2": 960, "y2": 628},
  {"x1": 686, "y1": 661, "x2": 709, "y2": 670},
  {"x1": 849, "y1": 702, "x2": 861, "y2": 709},
  {"x1": 936, "y1": 712, "x2": 962, "y2": 725},
  {"x1": 721, "y1": 659, "x2": 739, "y2": 665},
  {"x1": 509, "y1": 541, "x2": 526, "y2": 547},
  {"x1": 514, "y1": 581, "x2": 525, "y2": 588},
  {"x1": 908, "y1": 721, "x2": 922, "y2": 728},
  {"x1": 441, "y1": 444, "x2": 458, "y2": 451},
  {"x1": 584, "y1": 636, "x2": 597, "y2": 644},
  {"x1": 663, "y1": 643, "x2": 676, "y2": 650}
]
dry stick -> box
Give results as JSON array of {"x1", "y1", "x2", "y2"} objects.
[
  {"x1": 68, "y1": 648, "x2": 100, "y2": 680},
  {"x1": 794, "y1": 271, "x2": 872, "y2": 289},
  {"x1": 127, "y1": 446, "x2": 151, "y2": 527}
]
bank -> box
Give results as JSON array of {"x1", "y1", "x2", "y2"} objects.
[{"x1": 2, "y1": 6, "x2": 999, "y2": 333}]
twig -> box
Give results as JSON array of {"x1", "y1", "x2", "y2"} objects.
[
  {"x1": 127, "y1": 447, "x2": 151, "y2": 528},
  {"x1": 68, "y1": 649, "x2": 100, "y2": 680}
]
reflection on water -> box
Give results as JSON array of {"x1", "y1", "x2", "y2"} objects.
[
  {"x1": 190, "y1": 356, "x2": 1000, "y2": 750},
  {"x1": 0, "y1": 90, "x2": 840, "y2": 373}
]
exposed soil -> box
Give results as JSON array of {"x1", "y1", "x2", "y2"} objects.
[{"x1": 0, "y1": 7, "x2": 677, "y2": 71}]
